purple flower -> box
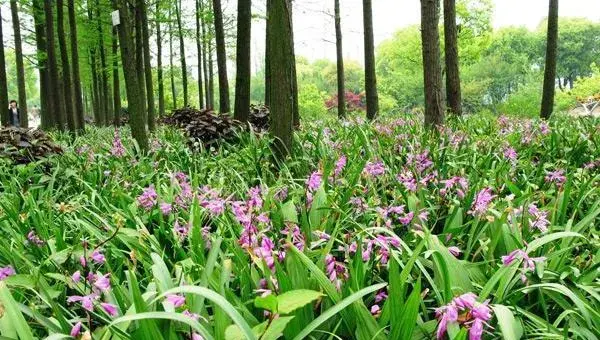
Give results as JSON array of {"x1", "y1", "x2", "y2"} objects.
[
  {"x1": 79, "y1": 255, "x2": 87, "y2": 268},
  {"x1": 528, "y1": 204, "x2": 550, "y2": 233},
  {"x1": 363, "y1": 160, "x2": 386, "y2": 177},
  {"x1": 453, "y1": 293, "x2": 477, "y2": 309},
  {"x1": 440, "y1": 176, "x2": 469, "y2": 199},
  {"x1": 174, "y1": 220, "x2": 190, "y2": 239},
  {"x1": 408, "y1": 150, "x2": 434, "y2": 173},
  {"x1": 0, "y1": 266, "x2": 15, "y2": 280},
  {"x1": 545, "y1": 169, "x2": 566, "y2": 187},
  {"x1": 91, "y1": 250, "x2": 106, "y2": 264},
  {"x1": 159, "y1": 202, "x2": 173, "y2": 216},
  {"x1": 397, "y1": 170, "x2": 418, "y2": 192},
  {"x1": 137, "y1": 185, "x2": 158, "y2": 210},
  {"x1": 334, "y1": 155, "x2": 347, "y2": 177},
  {"x1": 370, "y1": 304, "x2": 381, "y2": 315},
  {"x1": 502, "y1": 249, "x2": 546, "y2": 283},
  {"x1": 72, "y1": 270, "x2": 81, "y2": 283},
  {"x1": 165, "y1": 294, "x2": 186, "y2": 308},
  {"x1": 539, "y1": 122, "x2": 550, "y2": 135},
  {"x1": 191, "y1": 333, "x2": 205, "y2": 340},
  {"x1": 183, "y1": 309, "x2": 200, "y2": 321},
  {"x1": 448, "y1": 246, "x2": 462, "y2": 257},
  {"x1": 70, "y1": 322, "x2": 82, "y2": 337},
  {"x1": 274, "y1": 187, "x2": 288, "y2": 201},
  {"x1": 67, "y1": 294, "x2": 99, "y2": 312},
  {"x1": 93, "y1": 272, "x2": 111, "y2": 292},
  {"x1": 247, "y1": 186, "x2": 263, "y2": 211},
  {"x1": 503, "y1": 146, "x2": 518, "y2": 163},
  {"x1": 27, "y1": 230, "x2": 45, "y2": 246},
  {"x1": 325, "y1": 254, "x2": 349, "y2": 291},
  {"x1": 435, "y1": 293, "x2": 492, "y2": 340},
  {"x1": 111, "y1": 130, "x2": 126, "y2": 157},
  {"x1": 349, "y1": 197, "x2": 368, "y2": 214},
  {"x1": 306, "y1": 171, "x2": 322, "y2": 192},
  {"x1": 468, "y1": 188, "x2": 495, "y2": 216},
  {"x1": 100, "y1": 303, "x2": 118, "y2": 316}
]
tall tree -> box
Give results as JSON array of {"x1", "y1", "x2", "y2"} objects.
[
  {"x1": 234, "y1": 0, "x2": 251, "y2": 121},
  {"x1": 112, "y1": 0, "x2": 121, "y2": 124},
  {"x1": 175, "y1": 0, "x2": 188, "y2": 107},
  {"x1": 69, "y1": 0, "x2": 85, "y2": 131},
  {"x1": 195, "y1": 0, "x2": 204, "y2": 108},
  {"x1": 97, "y1": 0, "x2": 111, "y2": 125},
  {"x1": 443, "y1": 0, "x2": 462, "y2": 115},
  {"x1": 540, "y1": 0, "x2": 559, "y2": 120},
  {"x1": 208, "y1": 20, "x2": 215, "y2": 110},
  {"x1": 10, "y1": 0, "x2": 28, "y2": 127},
  {"x1": 420, "y1": 0, "x2": 445, "y2": 127},
  {"x1": 264, "y1": 9, "x2": 271, "y2": 108},
  {"x1": 266, "y1": 0, "x2": 296, "y2": 159},
  {"x1": 201, "y1": 0, "x2": 212, "y2": 108},
  {"x1": 33, "y1": 0, "x2": 52, "y2": 128},
  {"x1": 140, "y1": 0, "x2": 155, "y2": 130},
  {"x1": 46, "y1": 0, "x2": 67, "y2": 129},
  {"x1": 168, "y1": 4, "x2": 177, "y2": 109},
  {"x1": 0, "y1": 8, "x2": 8, "y2": 126},
  {"x1": 362, "y1": 0, "x2": 378, "y2": 120},
  {"x1": 334, "y1": 0, "x2": 345, "y2": 119},
  {"x1": 156, "y1": 0, "x2": 165, "y2": 116},
  {"x1": 134, "y1": 2, "x2": 146, "y2": 122},
  {"x1": 57, "y1": 0, "x2": 76, "y2": 131},
  {"x1": 212, "y1": 0, "x2": 230, "y2": 113},
  {"x1": 88, "y1": 4, "x2": 103, "y2": 125},
  {"x1": 116, "y1": 0, "x2": 148, "y2": 150}
]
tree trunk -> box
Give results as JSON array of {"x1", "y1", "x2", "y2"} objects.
[
  {"x1": 46, "y1": 0, "x2": 67, "y2": 130},
  {"x1": 140, "y1": 0, "x2": 155, "y2": 130},
  {"x1": 88, "y1": 5, "x2": 103, "y2": 125},
  {"x1": 175, "y1": 0, "x2": 188, "y2": 107},
  {"x1": 212, "y1": 0, "x2": 230, "y2": 113},
  {"x1": 267, "y1": 0, "x2": 295, "y2": 160},
  {"x1": 97, "y1": 0, "x2": 112, "y2": 125},
  {"x1": 540, "y1": 0, "x2": 558, "y2": 120},
  {"x1": 201, "y1": 0, "x2": 212, "y2": 108},
  {"x1": 264, "y1": 7, "x2": 271, "y2": 108},
  {"x1": 420, "y1": 0, "x2": 445, "y2": 127},
  {"x1": 0, "y1": 8, "x2": 8, "y2": 127},
  {"x1": 208, "y1": 38, "x2": 215, "y2": 110},
  {"x1": 69, "y1": 0, "x2": 85, "y2": 132},
  {"x1": 57, "y1": 0, "x2": 76, "y2": 132},
  {"x1": 33, "y1": 0, "x2": 52, "y2": 128},
  {"x1": 195, "y1": 0, "x2": 205, "y2": 109},
  {"x1": 10, "y1": 0, "x2": 28, "y2": 128},
  {"x1": 156, "y1": 0, "x2": 165, "y2": 116},
  {"x1": 117, "y1": 0, "x2": 148, "y2": 150},
  {"x1": 134, "y1": 3, "x2": 147, "y2": 121},
  {"x1": 112, "y1": 0, "x2": 121, "y2": 125},
  {"x1": 443, "y1": 0, "x2": 462, "y2": 115},
  {"x1": 234, "y1": 0, "x2": 251, "y2": 121},
  {"x1": 168, "y1": 4, "x2": 177, "y2": 109},
  {"x1": 334, "y1": 0, "x2": 345, "y2": 119},
  {"x1": 362, "y1": 0, "x2": 378, "y2": 120}
]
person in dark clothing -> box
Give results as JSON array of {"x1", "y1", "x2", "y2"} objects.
[{"x1": 8, "y1": 100, "x2": 19, "y2": 127}]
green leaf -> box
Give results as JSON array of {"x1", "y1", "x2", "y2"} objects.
[
  {"x1": 108, "y1": 312, "x2": 214, "y2": 340},
  {"x1": 255, "y1": 294, "x2": 278, "y2": 313},
  {"x1": 491, "y1": 304, "x2": 523, "y2": 340},
  {"x1": 395, "y1": 279, "x2": 422, "y2": 340},
  {"x1": 276, "y1": 290, "x2": 323, "y2": 315},
  {"x1": 309, "y1": 186, "x2": 328, "y2": 227},
  {"x1": 292, "y1": 283, "x2": 387, "y2": 340},
  {"x1": 0, "y1": 281, "x2": 35, "y2": 340},
  {"x1": 281, "y1": 201, "x2": 298, "y2": 224},
  {"x1": 526, "y1": 232, "x2": 583, "y2": 253},
  {"x1": 260, "y1": 316, "x2": 295, "y2": 340}
]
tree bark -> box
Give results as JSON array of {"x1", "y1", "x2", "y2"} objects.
[
  {"x1": 168, "y1": 4, "x2": 177, "y2": 109},
  {"x1": 134, "y1": 2, "x2": 147, "y2": 121},
  {"x1": 97, "y1": 0, "x2": 111, "y2": 125},
  {"x1": 69, "y1": 0, "x2": 85, "y2": 132},
  {"x1": 362, "y1": 0, "x2": 378, "y2": 120},
  {"x1": 117, "y1": 0, "x2": 148, "y2": 150},
  {"x1": 57, "y1": 0, "x2": 76, "y2": 132},
  {"x1": 264, "y1": 6, "x2": 271, "y2": 108},
  {"x1": 443, "y1": 0, "x2": 462, "y2": 115},
  {"x1": 88, "y1": 4, "x2": 102, "y2": 125},
  {"x1": 46, "y1": 0, "x2": 67, "y2": 130},
  {"x1": 267, "y1": 0, "x2": 295, "y2": 160},
  {"x1": 334, "y1": 0, "x2": 345, "y2": 119},
  {"x1": 420, "y1": 0, "x2": 445, "y2": 127},
  {"x1": 195, "y1": 0, "x2": 205, "y2": 109},
  {"x1": 10, "y1": 0, "x2": 28, "y2": 127},
  {"x1": 212, "y1": 0, "x2": 230, "y2": 113},
  {"x1": 33, "y1": 0, "x2": 52, "y2": 128},
  {"x1": 175, "y1": 0, "x2": 188, "y2": 107},
  {"x1": 234, "y1": 0, "x2": 251, "y2": 121},
  {"x1": 209, "y1": 38, "x2": 215, "y2": 110},
  {"x1": 140, "y1": 0, "x2": 155, "y2": 130},
  {"x1": 0, "y1": 8, "x2": 8, "y2": 127},
  {"x1": 112, "y1": 0, "x2": 121, "y2": 125},
  {"x1": 540, "y1": 0, "x2": 558, "y2": 120},
  {"x1": 200, "y1": 0, "x2": 210, "y2": 108},
  {"x1": 156, "y1": 0, "x2": 165, "y2": 116}
]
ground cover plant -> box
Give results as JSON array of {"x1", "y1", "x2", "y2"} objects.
[{"x1": 0, "y1": 114, "x2": 599, "y2": 339}]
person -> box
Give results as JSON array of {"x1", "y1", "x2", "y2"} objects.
[{"x1": 8, "y1": 100, "x2": 20, "y2": 127}]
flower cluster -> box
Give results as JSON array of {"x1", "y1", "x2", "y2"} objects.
[
  {"x1": 440, "y1": 176, "x2": 469, "y2": 199},
  {"x1": 0, "y1": 265, "x2": 15, "y2": 280},
  {"x1": 469, "y1": 188, "x2": 495, "y2": 216},
  {"x1": 435, "y1": 293, "x2": 493, "y2": 340},
  {"x1": 325, "y1": 254, "x2": 349, "y2": 290},
  {"x1": 545, "y1": 169, "x2": 566, "y2": 187},
  {"x1": 527, "y1": 204, "x2": 550, "y2": 233},
  {"x1": 110, "y1": 129, "x2": 126, "y2": 157},
  {"x1": 502, "y1": 248, "x2": 546, "y2": 284}
]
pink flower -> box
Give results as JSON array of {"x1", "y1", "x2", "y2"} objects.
[
  {"x1": 469, "y1": 318, "x2": 485, "y2": 340},
  {"x1": 191, "y1": 333, "x2": 205, "y2": 340},
  {"x1": 528, "y1": 204, "x2": 550, "y2": 233},
  {"x1": 93, "y1": 272, "x2": 111, "y2": 292},
  {"x1": 0, "y1": 266, "x2": 15, "y2": 280},
  {"x1": 27, "y1": 230, "x2": 45, "y2": 246},
  {"x1": 174, "y1": 220, "x2": 190, "y2": 239},
  {"x1": 448, "y1": 246, "x2": 462, "y2": 257},
  {"x1": 72, "y1": 270, "x2": 81, "y2": 283},
  {"x1": 111, "y1": 130, "x2": 126, "y2": 157},
  {"x1": 363, "y1": 160, "x2": 386, "y2": 177},
  {"x1": 79, "y1": 255, "x2": 87, "y2": 267},
  {"x1": 165, "y1": 294, "x2": 186, "y2": 308},
  {"x1": 91, "y1": 250, "x2": 106, "y2": 264},
  {"x1": 159, "y1": 202, "x2": 173, "y2": 215},
  {"x1": 70, "y1": 322, "x2": 82, "y2": 337},
  {"x1": 324, "y1": 254, "x2": 349, "y2": 290},
  {"x1": 67, "y1": 294, "x2": 99, "y2": 312},
  {"x1": 306, "y1": 171, "x2": 322, "y2": 192},
  {"x1": 469, "y1": 188, "x2": 495, "y2": 216},
  {"x1": 370, "y1": 304, "x2": 381, "y2": 315},
  {"x1": 545, "y1": 169, "x2": 566, "y2": 187},
  {"x1": 137, "y1": 185, "x2": 158, "y2": 210},
  {"x1": 100, "y1": 302, "x2": 118, "y2": 316},
  {"x1": 183, "y1": 309, "x2": 200, "y2": 321},
  {"x1": 334, "y1": 155, "x2": 347, "y2": 177}
]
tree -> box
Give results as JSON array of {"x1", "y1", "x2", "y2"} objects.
[
  {"x1": 97, "y1": 0, "x2": 112, "y2": 125},
  {"x1": 46, "y1": 0, "x2": 67, "y2": 129},
  {"x1": 234, "y1": 0, "x2": 251, "y2": 122},
  {"x1": 156, "y1": 0, "x2": 165, "y2": 116},
  {"x1": 134, "y1": 1, "x2": 146, "y2": 124},
  {"x1": 212, "y1": 0, "x2": 229, "y2": 113},
  {"x1": 195, "y1": 0, "x2": 204, "y2": 109},
  {"x1": 0, "y1": 8, "x2": 8, "y2": 127},
  {"x1": 139, "y1": 0, "x2": 155, "y2": 130},
  {"x1": 200, "y1": 0, "x2": 211, "y2": 108},
  {"x1": 444, "y1": 0, "x2": 462, "y2": 115},
  {"x1": 334, "y1": 0, "x2": 345, "y2": 119},
  {"x1": 112, "y1": 0, "x2": 122, "y2": 124},
  {"x1": 117, "y1": 0, "x2": 148, "y2": 150},
  {"x1": 420, "y1": 0, "x2": 445, "y2": 126},
  {"x1": 362, "y1": 0, "x2": 378, "y2": 120},
  {"x1": 168, "y1": 3, "x2": 177, "y2": 109},
  {"x1": 175, "y1": 0, "x2": 188, "y2": 107},
  {"x1": 10, "y1": 0, "x2": 28, "y2": 127},
  {"x1": 540, "y1": 0, "x2": 558, "y2": 120},
  {"x1": 57, "y1": 0, "x2": 76, "y2": 132},
  {"x1": 266, "y1": 0, "x2": 296, "y2": 159},
  {"x1": 69, "y1": 0, "x2": 85, "y2": 131}
]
